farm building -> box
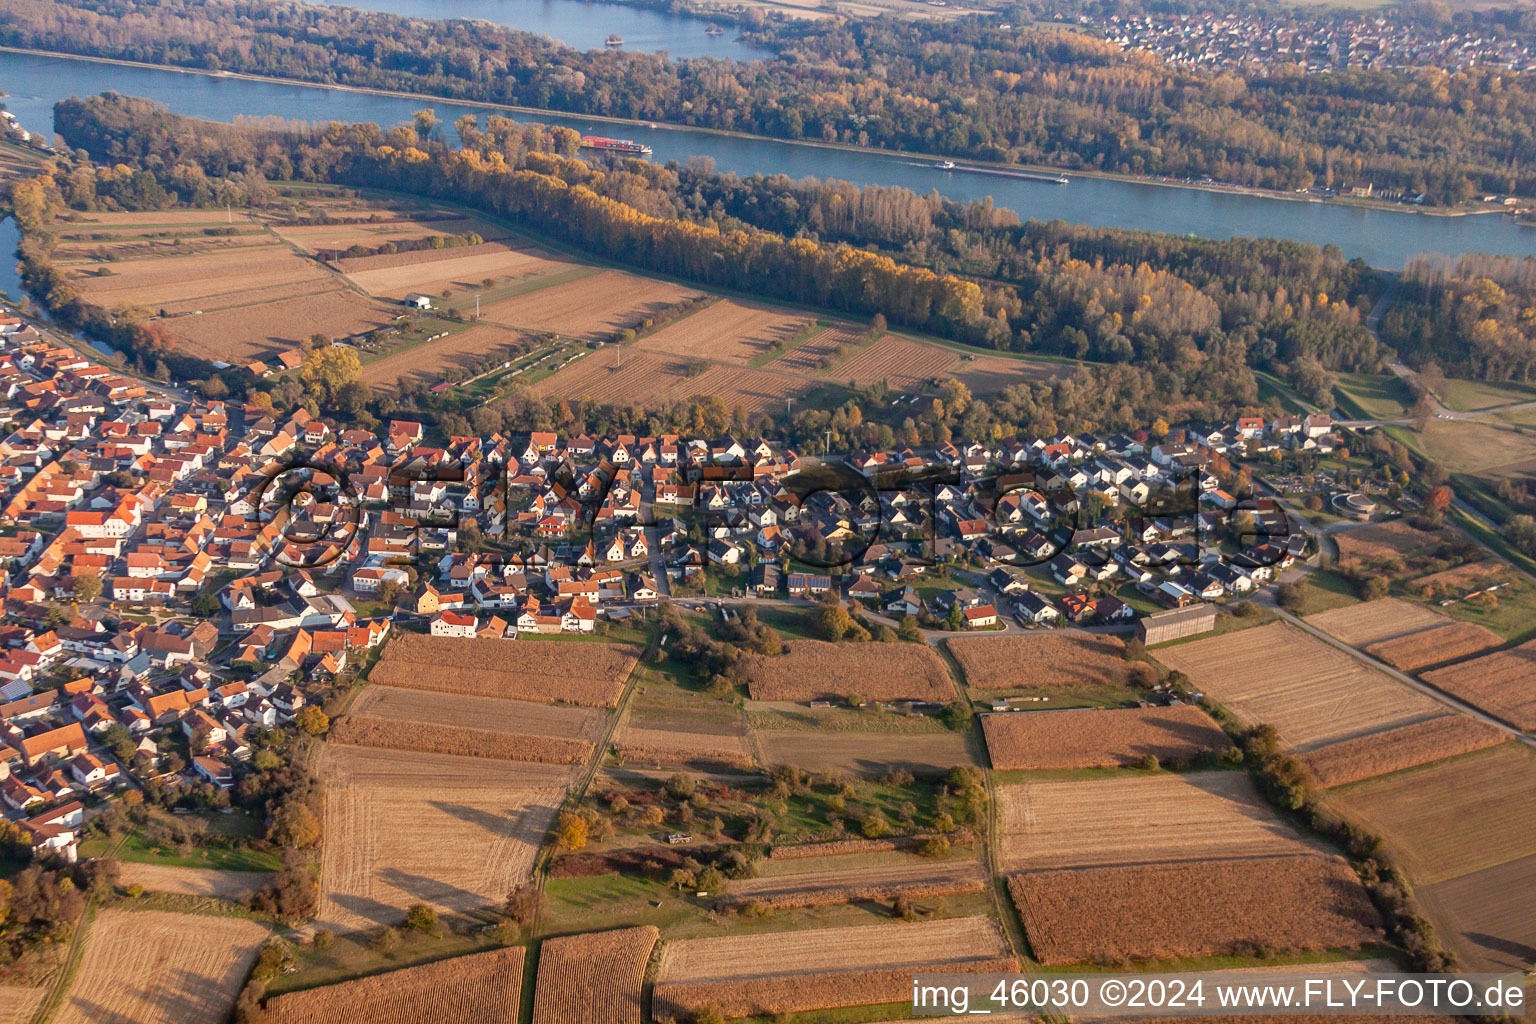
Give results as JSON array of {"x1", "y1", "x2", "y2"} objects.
[
  {"x1": 403, "y1": 292, "x2": 434, "y2": 309},
  {"x1": 1138, "y1": 604, "x2": 1218, "y2": 644}
]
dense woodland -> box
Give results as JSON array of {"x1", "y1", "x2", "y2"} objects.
[
  {"x1": 2, "y1": 0, "x2": 1533, "y2": 204},
  {"x1": 1382, "y1": 253, "x2": 1536, "y2": 382},
  {"x1": 12, "y1": 95, "x2": 1397, "y2": 444}
]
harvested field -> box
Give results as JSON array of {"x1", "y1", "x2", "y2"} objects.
[
  {"x1": 995, "y1": 771, "x2": 1316, "y2": 872},
  {"x1": 766, "y1": 834, "x2": 974, "y2": 860},
  {"x1": 115, "y1": 863, "x2": 272, "y2": 900},
  {"x1": 370, "y1": 635, "x2": 637, "y2": 708},
  {"x1": 54, "y1": 910, "x2": 269, "y2": 1024},
  {"x1": 833, "y1": 336, "x2": 956, "y2": 389},
  {"x1": 1365, "y1": 621, "x2": 1503, "y2": 672},
  {"x1": 531, "y1": 927, "x2": 658, "y2": 1024},
  {"x1": 1299, "y1": 716, "x2": 1507, "y2": 788},
  {"x1": 948, "y1": 634, "x2": 1130, "y2": 691},
  {"x1": 950, "y1": 355, "x2": 1059, "y2": 395},
  {"x1": 71, "y1": 210, "x2": 263, "y2": 227},
  {"x1": 720, "y1": 860, "x2": 986, "y2": 909},
  {"x1": 318, "y1": 744, "x2": 571, "y2": 932},
  {"x1": 0, "y1": 988, "x2": 44, "y2": 1024},
  {"x1": 611, "y1": 724, "x2": 753, "y2": 768},
  {"x1": 1009, "y1": 854, "x2": 1382, "y2": 965},
  {"x1": 265, "y1": 946, "x2": 525, "y2": 1024},
  {"x1": 775, "y1": 325, "x2": 865, "y2": 373},
  {"x1": 270, "y1": 216, "x2": 505, "y2": 252},
  {"x1": 653, "y1": 917, "x2": 1014, "y2": 1020},
  {"x1": 1304, "y1": 598, "x2": 1452, "y2": 647},
  {"x1": 1334, "y1": 521, "x2": 1445, "y2": 565},
  {"x1": 338, "y1": 242, "x2": 569, "y2": 298},
  {"x1": 1410, "y1": 560, "x2": 1507, "y2": 593},
  {"x1": 358, "y1": 323, "x2": 529, "y2": 390},
  {"x1": 1421, "y1": 639, "x2": 1536, "y2": 730},
  {"x1": 634, "y1": 299, "x2": 811, "y2": 364},
  {"x1": 350, "y1": 685, "x2": 603, "y2": 741},
  {"x1": 742, "y1": 639, "x2": 955, "y2": 702},
  {"x1": 69, "y1": 244, "x2": 329, "y2": 309},
  {"x1": 1417, "y1": 854, "x2": 1536, "y2": 974},
  {"x1": 478, "y1": 270, "x2": 700, "y2": 340},
  {"x1": 332, "y1": 715, "x2": 593, "y2": 764},
  {"x1": 529, "y1": 349, "x2": 811, "y2": 415},
  {"x1": 980, "y1": 705, "x2": 1232, "y2": 771},
  {"x1": 164, "y1": 289, "x2": 396, "y2": 363},
  {"x1": 1154, "y1": 622, "x2": 1446, "y2": 751},
  {"x1": 754, "y1": 729, "x2": 973, "y2": 776},
  {"x1": 1326, "y1": 744, "x2": 1536, "y2": 883}
]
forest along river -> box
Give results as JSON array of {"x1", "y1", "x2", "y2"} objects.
[
  {"x1": 2, "y1": 48, "x2": 1533, "y2": 268},
  {"x1": 310, "y1": 0, "x2": 769, "y2": 61}
]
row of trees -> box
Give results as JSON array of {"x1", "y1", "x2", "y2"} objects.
[{"x1": 5, "y1": 0, "x2": 1534, "y2": 202}]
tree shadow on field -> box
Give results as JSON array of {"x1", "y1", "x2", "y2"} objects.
[
  {"x1": 378, "y1": 868, "x2": 481, "y2": 911},
  {"x1": 429, "y1": 800, "x2": 509, "y2": 835},
  {"x1": 329, "y1": 892, "x2": 405, "y2": 928},
  {"x1": 1465, "y1": 931, "x2": 1536, "y2": 968}
]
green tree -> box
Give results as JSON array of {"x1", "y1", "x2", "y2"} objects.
[{"x1": 72, "y1": 574, "x2": 102, "y2": 603}]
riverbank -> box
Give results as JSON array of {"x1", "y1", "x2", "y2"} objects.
[{"x1": 1, "y1": 45, "x2": 1509, "y2": 222}]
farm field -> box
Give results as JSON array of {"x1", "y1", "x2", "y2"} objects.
[
  {"x1": 1421, "y1": 639, "x2": 1536, "y2": 730},
  {"x1": 369, "y1": 635, "x2": 638, "y2": 708},
  {"x1": 268, "y1": 215, "x2": 507, "y2": 253},
  {"x1": 357, "y1": 322, "x2": 528, "y2": 390},
  {"x1": 529, "y1": 348, "x2": 812, "y2": 415},
  {"x1": 721, "y1": 859, "x2": 987, "y2": 909},
  {"x1": 774, "y1": 325, "x2": 866, "y2": 372},
  {"x1": 165, "y1": 289, "x2": 397, "y2": 363},
  {"x1": 1304, "y1": 598, "x2": 1455, "y2": 647},
  {"x1": 753, "y1": 728, "x2": 973, "y2": 776},
  {"x1": 114, "y1": 862, "x2": 273, "y2": 900},
  {"x1": 633, "y1": 299, "x2": 812, "y2": 364},
  {"x1": 336, "y1": 240, "x2": 565, "y2": 297},
  {"x1": 0, "y1": 988, "x2": 44, "y2": 1024},
  {"x1": 652, "y1": 916, "x2": 1014, "y2": 1020},
  {"x1": 68, "y1": 244, "x2": 333, "y2": 310},
  {"x1": 1365, "y1": 622, "x2": 1504, "y2": 672},
  {"x1": 1411, "y1": 559, "x2": 1508, "y2": 593},
  {"x1": 948, "y1": 634, "x2": 1131, "y2": 691},
  {"x1": 1154, "y1": 622, "x2": 1446, "y2": 751},
  {"x1": 1325, "y1": 744, "x2": 1536, "y2": 883},
  {"x1": 949, "y1": 354, "x2": 1059, "y2": 395},
  {"x1": 53, "y1": 910, "x2": 269, "y2": 1024},
  {"x1": 1333, "y1": 521, "x2": 1447, "y2": 565},
  {"x1": 611, "y1": 723, "x2": 754, "y2": 768},
  {"x1": 742, "y1": 639, "x2": 956, "y2": 702},
  {"x1": 331, "y1": 715, "x2": 593, "y2": 764},
  {"x1": 265, "y1": 946, "x2": 525, "y2": 1024},
  {"x1": 317, "y1": 744, "x2": 571, "y2": 932},
  {"x1": 1298, "y1": 716, "x2": 1507, "y2": 788},
  {"x1": 834, "y1": 335, "x2": 957, "y2": 389},
  {"x1": 980, "y1": 705, "x2": 1232, "y2": 771},
  {"x1": 531, "y1": 926, "x2": 658, "y2": 1024},
  {"x1": 350, "y1": 685, "x2": 604, "y2": 741},
  {"x1": 1008, "y1": 854, "x2": 1382, "y2": 965},
  {"x1": 477, "y1": 270, "x2": 700, "y2": 340},
  {"x1": 995, "y1": 772, "x2": 1316, "y2": 872},
  {"x1": 1416, "y1": 854, "x2": 1536, "y2": 974}
]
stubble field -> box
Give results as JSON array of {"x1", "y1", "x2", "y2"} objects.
[
  {"x1": 834, "y1": 336, "x2": 957, "y2": 388},
  {"x1": 1416, "y1": 853, "x2": 1536, "y2": 974},
  {"x1": 1364, "y1": 622, "x2": 1504, "y2": 672},
  {"x1": 950, "y1": 355, "x2": 1059, "y2": 395},
  {"x1": 1008, "y1": 854, "x2": 1383, "y2": 965},
  {"x1": 53, "y1": 910, "x2": 269, "y2": 1024},
  {"x1": 317, "y1": 744, "x2": 572, "y2": 932},
  {"x1": 350, "y1": 685, "x2": 604, "y2": 740},
  {"x1": 165, "y1": 289, "x2": 397, "y2": 363},
  {"x1": 1304, "y1": 598, "x2": 1456, "y2": 647},
  {"x1": 357, "y1": 322, "x2": 528, "y2": 390},
  {"x1": 995, "y1": 772, "x2": 1316, "y2": 872},
  {"x1": 611, "y1": 723, "x2": 754, "y2": 768},
  {"x1": 774, "y1": 325, "x2": 867, "y2": 372},
  {"x1": 742, "y1": 639, "x2": 956, "y2": 702},
  {"x1": 531, "y1": 927, "x2": 659, "y2": 1024},
  {"x1": 114, "y1": 863, "x2": 273, "y2": 900},
  {"x1": 948, "y1": 634, "x2": 1130, "y2": 691},
  {"x1": 980, "y1": 705, "x2": 1232, "y2": 770},
  {"x1": 336, "y1": 240, "x2": 566, "y2": 298},
  {"x1": 720, "y1": 860, "x2": 987, "y2": 910},
  {"x1": 1154, "y1": 622, "x2": 1446, "y2": 751},
  {"x1": 477, "y1": 270, "x2": 700, "y2": 340},
  {"x1": 369, "y1": 635, "x2": 638, "y2": 708},
  {"x1": 753, "y1": 728, "x2": 973, "y2": 776},
  {"x1": 634, "y1": 299, "x2": 811, "y2": 364},
  {"x1": 652, "y1": 917, "x2": 1014, "y2": 1019},
  {"x1": 265, "y1": 946, "x2": 525, "y2": 1024},
  {"x1": 529, "y1": 349, "x2": 811, "y2": 415},
  {"x1": 1421, "y1": 640, "x2": 1536, "y2": 730},
  {"x1": 1324, "y1": 744, "x2": 1536, "y2": 883},
  {"x1": 1334, "y1": 521, "x2": 1445, "y2": 565}
]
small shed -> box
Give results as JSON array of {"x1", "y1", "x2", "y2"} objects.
[{"x1": 403, "y1": 293, "x2": 434, "y2": 309}]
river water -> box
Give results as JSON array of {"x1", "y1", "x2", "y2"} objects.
[
  {"x1": 311, "y1": 0, "x2": 767, "y2": 60},
  {"x1": 2, "y1": 48, "x2": 1532, "y2": 268}
]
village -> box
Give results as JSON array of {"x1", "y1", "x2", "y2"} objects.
[{"x1": 0, "y1": 288, "x2": 1400, "y2": 871}]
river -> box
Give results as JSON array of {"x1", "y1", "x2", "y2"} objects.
[
  {"x1": 311, "y1": 0, "x2": 767, "y2": 60},
  {"x1": 1, "y1": 48, "x2": 1533, "y2": 268}
]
